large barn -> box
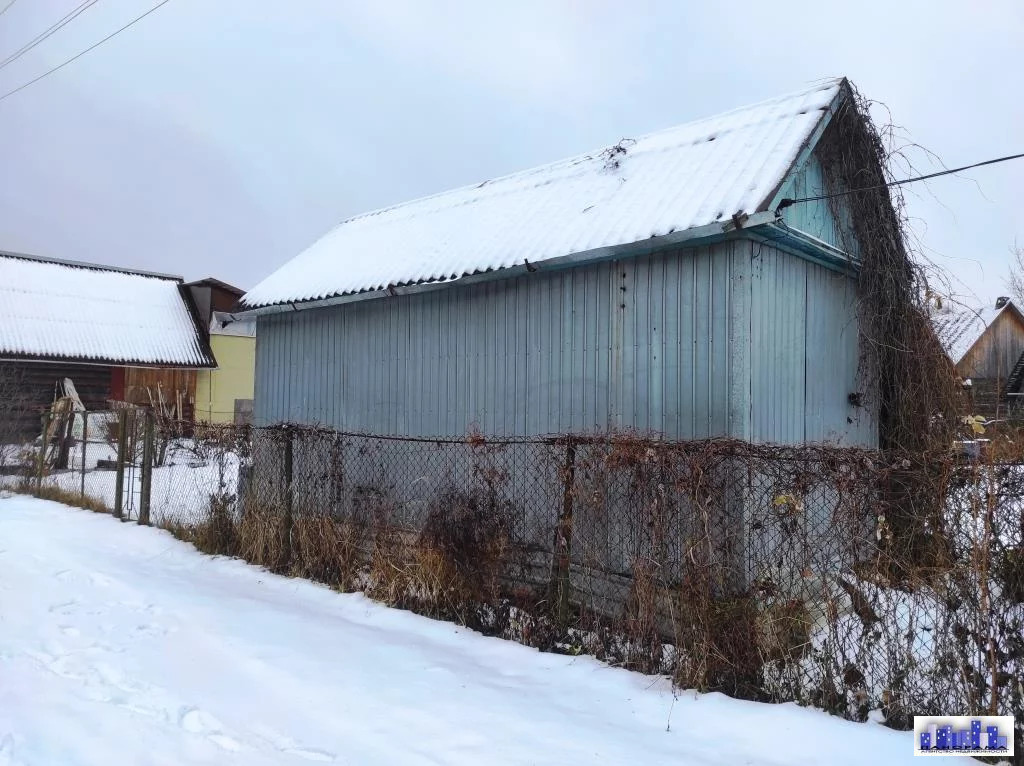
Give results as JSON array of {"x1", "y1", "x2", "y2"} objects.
[
  {"x1": 0, "y1": 252, "x2": 216, "y2": 435},
  {"x1": 241, "y1": 78, "x2": 879, "y2": 446}
]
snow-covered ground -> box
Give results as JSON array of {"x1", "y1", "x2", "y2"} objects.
[
  {"x1": 2, "y1": 436, "x2": 240, "y2": 527},
  {"x1": 0, "y1": 495, "x2": 963, "y2": 766}
]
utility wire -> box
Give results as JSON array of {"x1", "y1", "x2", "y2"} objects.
[
  {"x1": 0, "y1": 0, "x2": 100, "y2": 73},
  {"x1": 0, "y1": 0, "x2": 18, "y2": 18},
  {"x1": 0, "y1": 0, "x2": 172, "y2": 105},
  {"x1": 777, "y1": 152, "x2": 1024, "y2": 210}
]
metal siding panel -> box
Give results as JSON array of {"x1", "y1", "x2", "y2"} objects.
[
  {"x1": 595, "y1": 262, "x2": 610, "y2": 430},
  {"x1": 709, "y1": 245, "x2": 730, "y2": 435},
  {"x1": 254, "y1": 240, "x2": 772, "y2": 439},
  {"x1": 805, "y1": 265, "x2": 876, "y2": 445},
  {"x1": 747, "y1": 243, "x2": 874, "y2": 445},
  {"x1": 620, "y1": 261, "x2": 636, "y2": 431},
  {"x1": 661, "y1": 254, "x2": 679, "y2": 434},
  {"x1": 679, "y1": 256, "x2": 696, "y2": 438},
  {"x1": 609, "y1": 262, "x2": 625, "y2": 430},
  {"x1": 571, "y1": 269, "x2": 587, "y2": 432},
  {"x1": 693, "y1": 249, "x2": 713, "y2": 438},
  {"x1": 727, "y1": 241, "x2": 752, "y2": 440},
  {"x1": 560, "y1": 271, "x2": 574, "y2": 432},
  {"x1": 650, "y1": 253, "x2": 666, "y2": 433}
]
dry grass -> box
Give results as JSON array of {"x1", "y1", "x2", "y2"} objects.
[
  {"x1": 291, "y1": 513, "x2": 369, "y2": 590},
  {"x1": 12, "y1": 482, "x2": 112, "y2": 514}
]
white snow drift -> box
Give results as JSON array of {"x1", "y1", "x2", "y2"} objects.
[{"x1": 0, "y1": 495, "x2": 966, "y2": 765}]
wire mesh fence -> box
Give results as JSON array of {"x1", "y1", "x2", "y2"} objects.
[{"x1": 4, "y1": 409, "x2": 1023, "y2": 746}]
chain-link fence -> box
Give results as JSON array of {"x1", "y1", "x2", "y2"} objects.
[{"x1": 4, "y1": 409, "x2": 1023, "y2": 750}]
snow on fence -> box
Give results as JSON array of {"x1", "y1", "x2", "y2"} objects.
[{"x1": 4, "y1": 409, "x2": 1024, "y2": 741}]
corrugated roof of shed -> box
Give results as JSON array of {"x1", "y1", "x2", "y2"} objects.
[
  {"x1": 0, "y1": 252, "x2": 216, "y2": 367},
  {"x1": 243, "y1": 79, "x2": 845, "y2": 308}
]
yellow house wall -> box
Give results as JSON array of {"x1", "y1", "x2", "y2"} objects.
[{"x1": 195, "y1": 334, "x2": 256, "y2": 424}]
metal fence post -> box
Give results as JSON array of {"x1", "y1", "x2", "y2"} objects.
[
  {"x1": 550, "y1": 436, "x2": 576, "y2": 629},
  {"x1": 80, "y1": 411, "x2": 88, "y2": 503},
  {"x1": 138, "y1": 410, "x2": 154, "y2": 525},
  {"x1": 113, "y1": 409, "x2": 128, "y2": 519},
  {"x1": 36, "y1": 407, "x2": 52, "y2": 492}
]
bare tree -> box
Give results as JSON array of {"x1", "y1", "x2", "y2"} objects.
[{"x1": 1008, "y1": 247, "x2": 1024, "y2": 306}]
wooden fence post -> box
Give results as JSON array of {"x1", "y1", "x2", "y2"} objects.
[
  {"x1": 138, "y1": 410, "x2": 154, "y2": 525},
  {"x1": 113, "y1": 409, "x2": 128, "y2": 519},
  {"x1": 36, "y1": 408, "x2": 52, "y2": 492},
  {"x1": 550, "y1": 437, "x2": 576, "y2": 629}
]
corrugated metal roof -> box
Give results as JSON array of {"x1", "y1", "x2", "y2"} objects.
[
  {"x1": 931, "y1": 303, "x2": 1008, "y2": 365},
  {"x1": 243, "y1": 79, "x2": 844, "y2": 308},
  {"x1": 0, "y1": 253, "x2": 216, "y2": 367}
]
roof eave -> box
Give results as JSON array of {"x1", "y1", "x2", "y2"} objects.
[
  {"x1": 238, "y1": 211, "x2": 779, "y2": 317},
  {"x1": 751, "y1": 222, "x2": 859, "y2": 275},
  {"x1": 238, "y1": 212, "x2": 860, "y2": 319},
  {"x1": 0, "y1": 352, "x2": 216, "y2": 369}
]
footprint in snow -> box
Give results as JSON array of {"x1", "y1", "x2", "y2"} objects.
[
  {"x1": 282, "y1": 747, "x2": 336, "y2": 762},
  {"x1": 253, "y1": 727, "x2": 337, "y2": 762},
  {"x1": 178, "y1": 707, "x2": 243, "y2": 752},
  {"x1": 47, "y1": 600, "x2": 78, "y2": 615}
]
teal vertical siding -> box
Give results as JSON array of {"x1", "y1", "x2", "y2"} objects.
[
  {"x1": 253, "y1": 237, "x2": 876, "y2": 446},
  {"x1": 748, "y1": 244, "x2": 876, "y2": 446},
  {"x1": 776, "y1": 152, "x2": 859, "y2": 257},
  {"x1": 256, "y1": 242, "x2": 750, "y2": 440}
]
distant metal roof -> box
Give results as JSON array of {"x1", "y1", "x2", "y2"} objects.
[
  {"x1": 183, "y1": 277, "x2": 246, "y2": 296},
  {"x1": 931, "y1": 301, "x2": 1017, "y2": 365},
  {"x1": 243, "y1": 79, "x2": 845, "y2": 309},
  {"x1": 0, "y1": 252, "x2": 216, "y2": 367}
]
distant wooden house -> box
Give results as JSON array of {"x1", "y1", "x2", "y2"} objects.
[
  {"x1": 932, "y1": 297, "x2": 1024, "y2": 415},
  {"x1": 0, "y1": 252, "x2": 216, "y2": 435}
]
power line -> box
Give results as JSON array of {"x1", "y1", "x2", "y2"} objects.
[
  {"x1": 0, "y1": 0, "x2": 100, "y2": 73},
  {"x1": 0, "y1": 0, "x2": 18, "y2": 18},
  {"x1": 777, "y1": 152, "x2": 1024, "y2": 210},
  {"x1": 0, "y1": 0, "x2": 172, "y2": 105}
]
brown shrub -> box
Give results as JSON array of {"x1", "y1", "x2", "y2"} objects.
[
  {"x1": 237, "y1": 502, "x2": 290, "y2": 572},
  {"x1": 291, "y1": 513, "x2": 369, "y2": 590}
]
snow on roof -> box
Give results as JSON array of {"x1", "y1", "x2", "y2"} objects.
[
  {"x1": 931, "y1": 302, "x2": 1010, "y2": 364},
  {"x1": 243, "y1": 79, "x2": 845, "y2": 308},
  {"x1": 0, "y1": 253, "x2": 215, "y2": 367}
]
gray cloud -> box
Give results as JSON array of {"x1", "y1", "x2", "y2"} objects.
[{"x1": 0, "y1": 0, "x2": 1020, "y2": 304}]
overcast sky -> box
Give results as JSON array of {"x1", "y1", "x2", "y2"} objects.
[{"x1": 0, "y1": 1, "x2": 1021, "y2": 306}]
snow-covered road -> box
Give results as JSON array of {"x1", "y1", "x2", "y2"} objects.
[{"x1": 0, "y1": 495, "x2": 960, "y2": 765}]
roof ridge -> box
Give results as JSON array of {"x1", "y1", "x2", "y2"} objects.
[{"x1": 0, "y1": 249, "x2": 183, "y2": 282}]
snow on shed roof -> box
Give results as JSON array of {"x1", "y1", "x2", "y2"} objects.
[
  {"x1": 0, "y1": 252, "x2": 216, "y2": 367},
  {"x1": 243, "y1": 79, "x2": 845, "y2": 308},
  {"x1": 931, "y1": 302, "x2": 1012, "y2": 365}
]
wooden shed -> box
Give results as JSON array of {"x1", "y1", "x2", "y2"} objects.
[
  {"x1": 932, "y1": 297, "x2": 1024, "y2": 414},
  {"x1": 240, "y1": 78, "x2": 882, "y2": 447},
  {"x1": 0, "y1": 251, "x2": 216, "y2": 436}
]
